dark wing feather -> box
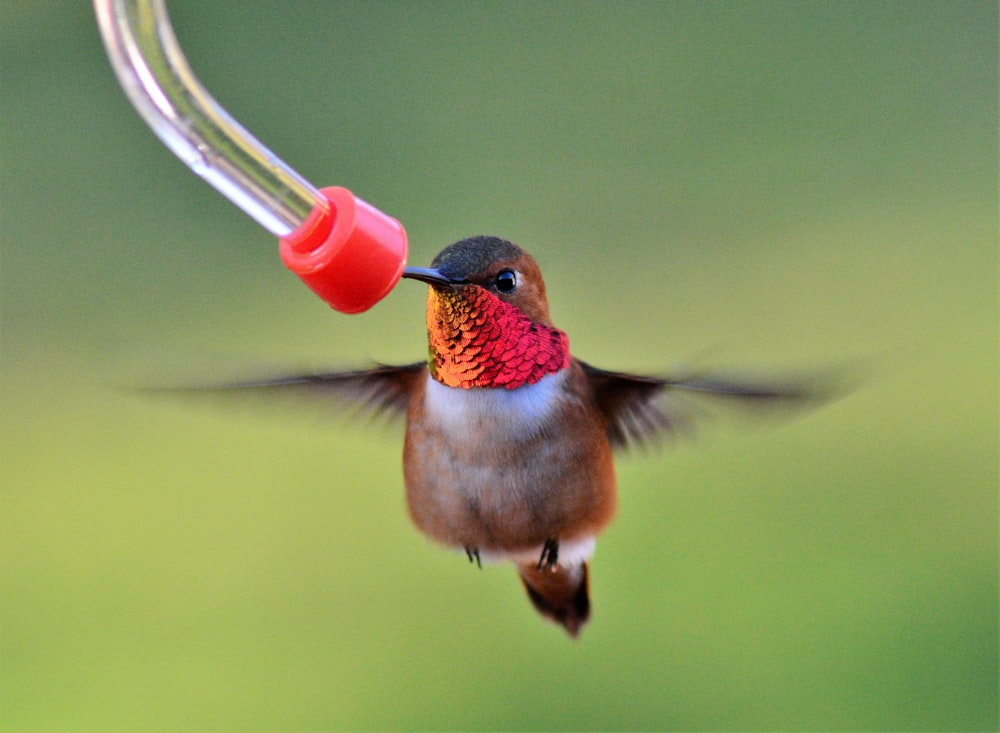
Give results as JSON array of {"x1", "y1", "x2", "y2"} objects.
[
  {"x1": 579, "y1": 360, "x2": 831, "y2": 451},
  {"x1": 141, "y1": 362, "x2": 426, "y2": 423}
]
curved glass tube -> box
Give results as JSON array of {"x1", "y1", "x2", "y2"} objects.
[{"x1": 94, "y1": 0, "x2": 324, "y2": 236}]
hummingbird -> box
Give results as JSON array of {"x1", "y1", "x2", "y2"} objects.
[{"x1": 197, "y1": 235, "x2": 821, "y2": 637}]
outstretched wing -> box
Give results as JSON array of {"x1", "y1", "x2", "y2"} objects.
[
  {"x1": 579, "y1": 360, "x2": 833, "y2": 450},
  {"x1": 142, "y1": 362, "x2": 427, "y2": 423}
]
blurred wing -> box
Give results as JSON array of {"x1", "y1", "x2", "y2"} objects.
[
  {"x1": 579, "y1": 360, "x2": 832, "y2": 450},
  {"x1": 142, "y1": 362, "x2": 426, "y2": 423}
]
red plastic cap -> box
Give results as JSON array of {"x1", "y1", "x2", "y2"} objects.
[{"x1": 279, "y1": 187, "x2": 408, "y2": 314}]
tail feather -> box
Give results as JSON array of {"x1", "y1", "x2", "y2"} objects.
[{"x1": 517, "y1": 561, "x2": 590, "y2": 637}]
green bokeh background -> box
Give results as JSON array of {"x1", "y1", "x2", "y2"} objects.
[{"x1": 2, "y1": 1, "x2": 996, "y2": 729}]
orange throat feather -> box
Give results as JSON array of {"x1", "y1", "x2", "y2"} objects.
[{"x1": 426, "y1": 286, "x2": 570, "y2": 389}]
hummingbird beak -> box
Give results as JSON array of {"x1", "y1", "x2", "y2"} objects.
[{"x1": 402, "y1": 267, "x2": 465, "y2": 287}]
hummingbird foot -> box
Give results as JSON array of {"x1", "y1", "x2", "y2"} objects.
[
  {"x1": 465, "y1": 546, "x2": 482, "y2": 569},
  {"x1": 537, "y1": 538, "x2": 559, "y2": 571}
]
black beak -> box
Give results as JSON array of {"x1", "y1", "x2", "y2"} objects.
[{"x1": 402, "y1": 267, "x2": 464, "y2": 287}]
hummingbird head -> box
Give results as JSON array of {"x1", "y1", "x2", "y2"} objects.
[{"x1": 403, "y1": 236, "x2": 570, "y2": 389}]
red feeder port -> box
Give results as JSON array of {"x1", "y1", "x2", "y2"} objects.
[{"x1": 279, "y1": 187, "x2": 408, "y2": 314}]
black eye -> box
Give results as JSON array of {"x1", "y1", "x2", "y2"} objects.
[{"x1": 494, "y1": 269, "x2": 517, "y2": 293}]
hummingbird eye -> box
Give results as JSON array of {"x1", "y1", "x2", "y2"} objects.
[{"x1": 494, "y1": 269, "x2": 517, "y2": 293}]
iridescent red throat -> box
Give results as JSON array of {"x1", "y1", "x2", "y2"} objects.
[{"x1": 425, "y1": 286, "x2": 570, "y2": 389}]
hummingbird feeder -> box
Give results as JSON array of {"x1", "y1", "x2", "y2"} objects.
[{"x1": 93, "y1": 0, "x2": 409, "y2": 314}]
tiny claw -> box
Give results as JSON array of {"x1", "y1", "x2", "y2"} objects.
[
  {"x1": 537, "y1": 538, "x2": 559, "y2": 571},
  {"x1": 465, "y1": 547, "x2": 482, "y2": 569}
]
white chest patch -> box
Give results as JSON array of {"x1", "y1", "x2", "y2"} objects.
[{"x1": 422, "y1": 369, "x2": 568, "y2": 442}]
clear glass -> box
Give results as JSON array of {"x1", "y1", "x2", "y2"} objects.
[{"x1": 93, "y1": 0, "x2": 324, "y2": 237}]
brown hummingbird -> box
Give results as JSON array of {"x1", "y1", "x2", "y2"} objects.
[{"x1": 200, "y1": 235, "x2": 822, "y2": 637}]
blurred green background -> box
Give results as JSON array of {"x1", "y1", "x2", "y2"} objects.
[{"x1": 2, "y1": 1, "x2": 996, "y2": 729}]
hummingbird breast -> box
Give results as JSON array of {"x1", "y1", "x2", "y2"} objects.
[{"x1": 402, "y1": 363, "x2": 616, "y2": 558}]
